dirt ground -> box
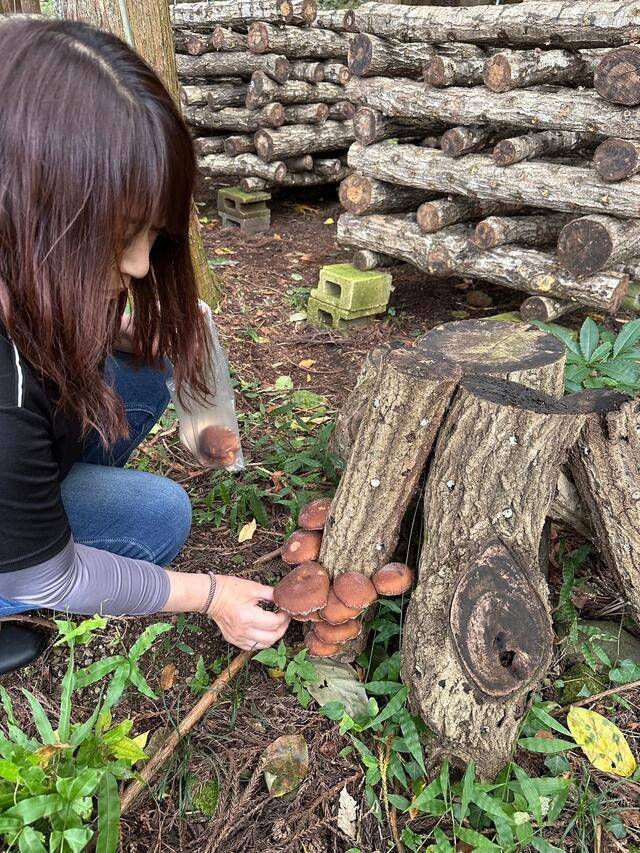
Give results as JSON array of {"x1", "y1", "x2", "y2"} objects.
[{"x1": 7, "y1": 189, "x2": 636, "y2": 853}]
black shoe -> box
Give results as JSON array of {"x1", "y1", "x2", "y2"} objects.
[{"x1": 0, "y1": 620, "x2": 50, "y2": 676}]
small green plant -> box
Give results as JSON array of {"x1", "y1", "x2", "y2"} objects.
[
  {"x1": 534, "y1": 317, "x2": 640, "y2": 394},
  {"x1": 285, "y1": 286, "x2": 311, "y2": 311},
  {"x1": 254, "y1": 641, "x2": 319, "y2": 708},
  {"x1": 187, "y1": 654, "x2": 225, "y2": 696}
]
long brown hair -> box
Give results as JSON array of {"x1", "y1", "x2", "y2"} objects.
[{"x1": 0, "y1": 16, "x2": 210, "y2": 444}]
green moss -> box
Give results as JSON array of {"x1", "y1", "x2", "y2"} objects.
[
  {"x1": 559, "y1": 663, "x2": 608, "y2": 706},
  {"x1": 193, "y1": 780, "x2": 219, "y2": 818}
]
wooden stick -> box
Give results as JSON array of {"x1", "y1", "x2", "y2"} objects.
[{"x1": 552, "y1": 678, "x2": 640, "y2": 717}]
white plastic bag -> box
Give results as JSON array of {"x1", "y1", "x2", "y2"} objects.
[{"x1": 167, "y1": 301, "x2": 245, "y2": 472}]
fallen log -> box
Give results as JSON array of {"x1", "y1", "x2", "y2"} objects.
[
  {"x1": 239, "y1": 176, "x2": 270, "y2": 192},
  {"x1": 424, "y1": 55, "x2": 485, "y2": 88},
  {"x1": 184, "y1": 103, "x2": 285, "y2": 132},
  {"x1": 174, "y1": 29, "x2": 213, "y2": 55},
  {"x1": 224, "y1": 134, "x2": 255, "y2": 156},
  {"x1": 594, "y1": 46, "x2": 640, "y2": 106},
  {"x1": 593, "y1": 138, "x2": 640, "y2": 183},
  {"x1": 558, "y1": 215, "x2": 640, "y2": 276},
  {"x1": 420, "y1": 136, "x2": 441, "y2": 150},
  {"x1": 322, "y1": 62, "x2": 351, "y2": 86},
  {"x1": 352, "y1": 249, "x2": 403, "y2": 271},
  {"x1": 472, "y1": 213, "x2": 572, "y2": 249},
  {"x1": 350, "y1": 1, "x2": 640, "y2": 47},
  {"x1": 177, "y1": 51, "x2": 290, "y2": 83},
  {"x1": 285, "y1": 154, "x2": 314, "y2": 172},
  {"x1": 289, "y1": 60, "x2": 324, "y2": 83},
  {"x1": 417, "y1": 198, "x2": 520, "y2": 234},
  {"x1": 247, "y1": 22, "x2": 350, "y2": 59},
  {"x1": 314, "y1": 157, "x2": 345, "y2": 178},
  {"x1": 313, "y1": 8, "x2": 354, "y2": 32},
  {"x1": 348, "y1": 141, "x2": 640, "y2": 219},
  {"x1": 280, "y1": 0, "x2": 318, "y2": 26},
  {"x1": 171, "y1": 0, "x2": 314, "y2": 28},
  {"x1": 180, "y1": 84, "x2": 212, "y2": 107},
  {"x1": 328, "y1": 100, "x2": 355, "y2": 121},
  {"x1": 353, "y1": 107, "x2": 443, "y2": 146},
  {"x1": 283, "y1": 103, "x2": 329, "y2": 124},
  {"x1": 193, "y1": 137, "x2": 226, "y2": 156},
  {"x1": 520, "y1": 295, "x2": 577, "y2": 323},
  {"x1": 246, "y1": 71, "x2": 346, "y2": 108},
  {"x1": 493, "y1": 130, "x2": 599, "y2": 167},
  {"x1": 440, "y1": 125, "x2": 511, "y2": 158},
  {"x1": 199, "y1": 151, "x2": 287, "y2": 183},
  {"x1": 345, "y1": 76, "x2": 640, "y2": 140},
  {"x1": 254, "y1": 120, "x2": 354, "y2": 160},
  {"x1": 339, "y1": 174, "x2": 435, "y2": 215},
  {"x1": 483, "y1": 48, "x2": 596, "y2": 93},
  {"x1": 211, "y1": 26, "x2": 247, "y2": 51},
  {"x1": 183, "y1": 82, "x2": 246, "y2": 109},
  {"x1": 348, "y1": 33, "x2": 435, "y2": 77},
  {"x1": 281, "y1": 165, "x2": 349, "y2": 186}
]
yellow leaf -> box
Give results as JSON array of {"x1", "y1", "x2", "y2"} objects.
[
  {"x1": 160, "y1": 663, "x2": 177, "y2": 691},
  {"x1": 567, "y1": 706, "x2": 637, "y2": 777},
  {"x1": 238, "y1": 518, "x2": 257, "y2": 543},
  {"x1": 293, "y1": 203, "x2": 316, "y2": 215},
  {"x1": 267, "y1": 667, "x2": 285, "y2": 680},
  {"x1": 214, "y1": 246, "x2": 235, "y2": 255},
  {"x1": 36, "y1": 743, "x2": 71, "y2": 765},
  {"x1": 298, "y1": 359, "x2": 316, "y2": 369},
  {"x1": 132, "y1": 731, "x2": 149, "y2": 749},
  {"x1": 324, "y1": 217, "x2": 335, "y2": 225}
]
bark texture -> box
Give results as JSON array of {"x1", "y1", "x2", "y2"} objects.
[
  {"x1": 171, "y1": 0, "x2": 312, "y2": 29},
  {"x1": 174, "y1": 29, "x2": 214, "y2": 55},
  {"x1": 322, "y1": 62, "x2": 351, "y2": 86},
  {"x1": 211, "y1": 26, "x2": 247, "y2": 51},
  {"x1": 520, "y1": 295, "x2": 577, "y2": 322},
  {"x1": 440, "y1": 125, "x2": 511, "y2": 158},
  {"x1": 493, "y1": 130, "x2": 598, "y2": 167},
  {"x1": 254, "y1": 120, "x2": 354, "y2": 160},
  {"x1": 417, "y1": 198, "x2": 520, "y2": 234},
  {"x1": 283, "y1": 102, "x2": 329, "y2": 124},
  {"x1": 593, "y1": 138, "x2": 640, "y2": 183},
  {"x1": 473, "y1": 213, "x2": 572, "y2": 249},
  {"x1": 289, "y1": 60, "x2": 325, "y2": 83},
  {"x1": 339, "y1": 175, "x2": 434, "y2": 215},
  {"x1": 177, "y1": 51, "x2": 290, "y2": 83},
  {"x1": 224, "y1": 134, "x2": 255, "y2": 156},
  {"x1": 483, "y1": 49, "x2": 591, "y2": 93},
  {"x1": 557, "y1": 215, "x2": 640, "y2": 276},
  {"x1": 199, "y1": 151, "x2": 287, "y2": 182},
  {"x1": 246, "y1": 71, "x2": 346, "y2": 108},
  {"x1": 424, "y1": 55, "x2": 485, "y2": 88},
  {"x1": 353, "y1": 107, "x2": 443, "y2": 146},
  {"x1": 247, "y1": 21, "x2": 349, "y2": 59},
  {"x1": 328, "y1": 100, "x2": 355, "y2": 120},
  {"x1": 184, "y1": 103, "x2": 284, "y2": 132},
  {"x1": 182, "y1": 82, "x2": 247, "y2": 109}
]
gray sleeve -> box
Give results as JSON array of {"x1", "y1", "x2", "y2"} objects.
[{"x1": 0, "y1": 538, "x2": 171, "y2": 616}]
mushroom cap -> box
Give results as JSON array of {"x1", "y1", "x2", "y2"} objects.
[
  {"x1": 333, "y1": 572, "x2": 378, "y2": 610},
  {"x1": 372, "y1": 563, "x2": 414, "y2": 597},
  {"x1": 298, "y1": 498, "x2": 332, "y2": 531},
  {"x1": 314, "y1": 618, "x2": 362, "y2": 643},
  {"x1": 292, "y1": 608, "x2": 321, "y2": 623},
  {"x1": 198, "y1": 425, "x2": 240, "y2": 466},
  {"x1": 319, "y1": 588, "x2": 362, "y2": 625},
  {"x1": 273, "y1": 561, "x2": 330, "y2": 616},
  {"x1": 282, "y1": 529, "x2": 322, "y2": 565},
  {"x1": 304, "y1": 629, "x2": 342, "y2": 658}
]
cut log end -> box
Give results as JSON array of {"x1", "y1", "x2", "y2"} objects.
[
  {"x1": 483, "y1": 54, "x2": 511, "y2": 93},
  {"x1": 492, "y1": 139, "x2": 518, "y2": 167},
  {"x1": 424, "y1": 56, "x2": 447, "y2": 88},
  {"x1": 247, "y1": 21, "x2": 269, "y2": 53},
  {"x1": 594, "y1": 46, "x2": 640, "y2": 106},
  {"x1": 338, "y1": 174, "x2": 373, "y2": 214},
  {"x1": 347, "y1": 33, "x2": 373, "y2": 77},
  {"x1": 473, "y1": 220, "x2": 498, "y2": 249},
  {"x1": 557, "y1": 218, "x2": 614, "y2": 277},
  {"x1": 593, "y1": 137, "x2": 640, "y2": 182},
  {"x1": 254, "y1": 130, "x2": 274, "y2": 161}
]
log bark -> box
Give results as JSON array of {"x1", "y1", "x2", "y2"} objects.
[
  {"x1": 289, "y1": 60, "x2": 325, "y2": 83},
  {"x1": 339, "y1": 175, "x2": 435, "y2": 215},
  {"x1": 313, "y1": 8, "x2": 354, "y2": 32},
  {"x1": 417, "y1": 198, "x2": 520, "y2": 234},
  {"x1": 352, "y1": 249, "x2": 403, "y2": 271},
  {"x1": 348, "y1": 140, "x2": 640, "y2": 219},
  {"x1": 557, "y1": 215, "x2": 640, "y2": 276},
  {"x1": 247, "y1": 22, "x2": 350, "y2": 59},
  {"x1": 346, "y1": 76, "x2": 640, "y2": 140},
  {"x1": 281, "y1": 165, "x2": 349, "y2": 186},
  {"x1": 353, "y1": 107, "x2": 443, "y2": 146},
  {"x1": 319, "y1": 351, "x2": 462, "y2": 577},
  {"x1": 483, "y1": 49, "x2": 594, "y2": 93},
  {"x1": 246, "y1": 71, "x2": 346, "y2": 108},
  {"x1": 328, "y1": 100, "x2": 355, "y2": 121},
  {"x1": 472, "y1": 213, "x2": 572, "y2": 249},
  {"x1": 174, "y1": 29, "x2": 214, "y2": 56},
  {"x1": 403, "y1": 375, "x2": 590, "y2": 779},
  {"x1": 593, "y1": 138, "x2": 640, "y2": 183},
  {"x1": 182, "y1": 82, "x2": 246, "y2": 109},
  {"x1": 283, "y1": 102, "x2": 329, "y2": 124},
  {"x1": 348, "y1": 32, "x2": 435, "y2": 77},
  {"x1": 194, "y1": 136, "x2": 226, "y2": 156},
  {"x1": 520, "y1": 295, "x2": 576, "y2": 323},
  {"x1": 177, "y1": 51, "x2": 290, "y2": 83},
  {"x1": 350, "y1": 1, "x2": 640, "y2": 47},
  {"x1": 424, "y1": 55, "x2": 485, "y2": 88},
  {"x1": 440, "y1": 125, "x2": 511, "y2": 158},
  {"x1": 569, "y1": 397, "x2": 640, "y2": 622},
  {"x1": 280, "y1": 0, "x2": 317, "y2": 26},
  {"x1": 337, "y1": 212, "x2": 629, "y2": 311},
  {"x1": 210, "y1": 26, "x2": 246, "y2": 51},
  {"x1": 493, "y1": 130, "x2": 599, "y2": 167},
  {"x1": 322, "y1": 62, "x2": 351, "y2": 86},
  {"x1": 594, "y1": 46, "x2": 640, "y2": 106},
  {"x1": 224, "y1": 134, "x2": 255, "y2": 156},
  {"x1": 314, "y1": 157, "x2": 345, "y2": 178},
  {"x1": 199, "y1": 151, "x2": 287, "y2": 182},
  {"x1": 239, "y1": 176, "x2": 269, "y2": 192},
  {"x1": 171, "y1": 0, "x2": 314, "y2": 29},
  {"x1": 285, "y1": 154, "x2": 314, "y2": 172},
  {"x1": 184, "y1": 103, "x2": 285, "y2": 132},
  {"x1": 254, "y1": 120, "x2": 354, "y2": 160}
]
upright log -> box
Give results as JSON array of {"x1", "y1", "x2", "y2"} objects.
[
  {"x1": 594, "y1": 46, "x2": 640, "y2": 106},
  {"x1": 350, "y1": 1, "x2": 640, "y2": 47},
  {"x1": 424, "y1": 55, "x2": 485, "y2": 88},
  {"x1": 557, "y1": 215, "x2": 640, "y2": 276},
  {"x1": 246, "y1": 72, "x2": 346, "y2": 108},
  {"x1": 171, "y1": 0, "x2": 314, "y2": 29},
  {"x1": 520, "y1": 295, "x2": 576, "y2": 323},
  {"x1": 348, "y1": 141, "x2": 640, "y2": 219},
  {"x1": 417, "y1": 198, "x2": 520, "y2": 234},
  {"x1": 346, "y1": 76, "x2": 640, "y2": 140},
  {"x1": 199, "y1": 151, "x2": 287, "y2": 183},
  {"x1": 177, "y1": 51, "x2": 290, "y2": 83},
  {"x1": 184, "y1": 103, "x2": 285, "y2": 132},
  {"x1": 339, "y1": 175, "x2": 435, "y2": 215},
  {"x1": 472, "y1": 213, "x2": 572, "y2": 249},
  {"x1": 493, "y1": 130, "x2": 599, "y2": 167},
  {"x1": 254, "y1": 120, "x2": 354, "y2": 160},
  {"x1": 283, "y1": 103, "x2": 329, "y2": 124},
  {"x1": 211, "y1": 26, "x2": 246, "y2": 51},
  {"x1": 483, "y1": 49, "x2": 593, "y2": 93},
  {"x1": 593, "y1": 138, "x2": 640, "y2": 183},
  {"x1": 247, "y1": 22, "x2": 350, "y2": 59}
]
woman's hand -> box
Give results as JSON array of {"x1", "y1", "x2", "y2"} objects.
[{"x1": 208, "y1": 575, "x2": 290, "y2": 651}]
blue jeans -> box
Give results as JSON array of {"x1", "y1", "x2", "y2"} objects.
[{"x1": 0, "y1": 353, "x2": 192, "y2": 616}]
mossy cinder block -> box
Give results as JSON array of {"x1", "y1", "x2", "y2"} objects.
[
  {"x1": 217, "y1": 186, "x2": 271, "y2": 218},
  {"x1": 219, "y1": 210, "x2": 270, "y2": 234},
  {"x1": 310, "y1": 263, "x2": 392, "y2": 312},
  {"x1": 306, "y1": 296, "x2": 386, "y2": 330}
]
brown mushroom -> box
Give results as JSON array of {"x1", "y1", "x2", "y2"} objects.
[
  {"x1": 372, "y1": 563, "x2": 414, "y2": 597},
  {"x1": 304, "y1": 629, "x2": 342, "y2": 658},
  {"x1": 198, "y1": 425, "x2": 240, "y2": 467},
  {"x1": 282, "y1": 529, "x2": 322, "y2": 565},
  {"x1": 273, "y1": 561, "x2": 330, "y2": 616},
  {"x1": 298, "y1": 498, "x2": 332, "y2": 531},
  {"x1": 314, "y1": 618, "x2": 362, "y2": 643},
  {"x1": 333, "y1": 572, "x2": 378, "y2": 610},
  {"x1": 319, "y1": 588, "x2": 362, "y2": 625},
  {"x1": 292, "y1": 609, "x2": 321, "y2": 623}
]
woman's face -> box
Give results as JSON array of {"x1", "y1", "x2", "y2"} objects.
[{"x1": 108, "y1": 224, "x2": 160, "y2": 298}]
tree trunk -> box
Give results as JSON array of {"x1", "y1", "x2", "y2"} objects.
[
  {"x1": 181, "y1": 81, "x2": 246, "y2": 108},
  {"x1": 289, "y1": 60, "x2": 324, "y2": 83},
  {"x1": 339, "y1": 175, "x2": 435, "y2": 215},
  {"x1": 440, "y1": 125, "x2": 512, "y2": 158},
  {"x1": 593, "y1": 138, "x2": 640, "y2": 183},
  {"x1": 557, "y1": 215, "x2": 640, "y2": 276},
  {"x1": 322, "y1": 62, "x2": 351, "y2": 86},
  {"x1": 327, "y1": 100, "x2": 355, "y2": 121},
  {"x1": 211, "y1": 26, "x2": 247, "y2": 52},
  {"x1": 520, "y1": 295, "x2": 576, "y2": 323},
  {"x1": 224, "y1": 134, "x2": 255, "y2": 156},
  {"x1": 199, "y1": 151, "x2": 287, "y2": 182},
  {"x1": 472, "y1": 213, "x2": 572, "y2": 250},
  {"x1": 171, "y1": 0, "x2": 315, "y2": 30},
  {"x1": 424, "y1": 55, "x2": 485, "y2": 88},
  {"x1": 337, "y1": 212, "x2": 628, "y2": 310},
  {"x1": 353, "y1": 107, "x2": 443, "y2": 146},
  {"x1": 60, "y1": 0, "x2": 220, "y2": 307},
  {"x1": 254, "y1": 120, "x2": 354, "y2": 160},
  {"x1": 184, "y1": 103, "x2": 284, "y2": 132},
  {"x1": 594, "y1": 46, "x2": 640, "y2": 106},
  {"x1": 246, "y1": 71, "x2": 346, "y2": 108},
  {"x1": 247, "y1": 21, "x2": 349, "y2": 59},
  {"x1": 417, "y1": 198, "x2": 520, "y2": 234},
  {"x1": 570, "y1": 398, "x2": 640, "y2": 623},
  {"x1": 351, "y1": 1, "x2": 640, "y2": 47},
  {"x1": 352, "y1": 249, "x2": 402, "y2": 271},
  {"x1": 174, "y1": 29, "x2": 214, "y2": 55},
  {"x1": 493, "y1": 130, "x2": 598, "y2": 167},
  {"x1": 483, "y1": 49, "x2": 595, "y2": 93},
  {"x1": 348, "y1": 141, "x2": 640, "y2": 219},
  {"x1": 177, "y1": 51, "x2": 290, "y2": 83},
  {"x1": 346, "y1": 76, "x2": 640, "y2": 140}
]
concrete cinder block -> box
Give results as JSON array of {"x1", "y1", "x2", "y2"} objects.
[{"x1": 311, "y1": 263, "x2": 392, "y2": 312}]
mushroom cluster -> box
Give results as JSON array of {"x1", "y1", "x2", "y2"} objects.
[{"x1": 273, "y1": 499, "x2": 415, "y2": 658}]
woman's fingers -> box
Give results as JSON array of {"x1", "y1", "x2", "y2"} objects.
[
  {"x1": 250, "y1": 606, "x2": 290, "y2": 632},
  {"x1": 250, "y1": 582, "x2": 275, "y2": 603}
]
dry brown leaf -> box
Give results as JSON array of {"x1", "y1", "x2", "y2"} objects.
[{"x1": 160, "y1": 663, "x2": 178, "y2": 691}]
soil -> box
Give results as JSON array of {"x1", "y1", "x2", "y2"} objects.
[{"x1": 3, "y1": 189, "x2": 636, "y2": 853}]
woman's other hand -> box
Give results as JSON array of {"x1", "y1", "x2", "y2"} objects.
[{"x1": 208, "y1": 575, "x2": 290, "y2": 651}]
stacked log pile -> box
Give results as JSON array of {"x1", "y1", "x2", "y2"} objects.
[
  {"x1": 171, "y1": 0, "x2": 357, "y2": 194},
  {"x1": 339, "y1": 0, "x2": 640, "y2": 313}
]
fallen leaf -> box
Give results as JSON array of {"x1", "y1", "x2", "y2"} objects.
[
  {"x1": 290, "y1": 272, "x2": 304, "y2": 282},
  {"x1": 621, "y1": 810, "x2": 640, "y2": 828},
  {"x1": 238, "y1": 518, "x2": 257, "y2": 543},
  {"x1": 272, "y1": 233, "x2": 282, "y2": 241},
  {"x1": 298, "y1": 359, "x2": 316, "y2": 369},
  {"x1": 307, "y1": 661, "x2": 370, "y2": 719},
  {"x1": 270, "y1": 471, "x2": 285, "y2": 493},
  {"x1": 35, "y1": 743, "x2": 71, "y2": 765},
  {"x1": 567, "y1": 706, "x2": 637, "y2": 777},
  {"x1": 267, "y1": 667, "x2": 285, "y2": 680},
  {"x1": 160, "y1": 663, "x2": 177, "y2": 691},
  {"x1": 261, "y1": 734, "x2": 308, "y2": 798},
  {"x1": 289, "y1": 311, "x2": 307, "y2": 323},
  {"x1": 214, "y1": 246, "x2": 235, "y2": 255},
  {"x1": 324, "y1": 217, "x2": 335, "y2": 225},
  {"x1": 336, "y1": 786, "x2": 358, "y2": 840},
  {"x1": 293, "y1": 203, "x2": 316, "y2": 215}
]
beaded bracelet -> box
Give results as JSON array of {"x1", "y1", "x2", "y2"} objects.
[{"x1": 201, "y1": 571, "x2": 217, "y2": 614}]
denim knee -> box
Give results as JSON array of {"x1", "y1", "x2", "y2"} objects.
[{"x1": 153, "y1": 478, "x2": 193, "y2": 565}]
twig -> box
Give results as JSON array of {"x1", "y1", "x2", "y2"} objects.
[
  {"x1": 120, "y1": 650, "x2": 253, "y2": 816},
  {"x1": 552, "y1": 678, "x2": 640, "y2": 716},
  {"x1": 254, "y1": 545, "x2": 284, "y2": 566},
  {"x1": 389, "y1": 805, "x2": 405, "y2": 853}
]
